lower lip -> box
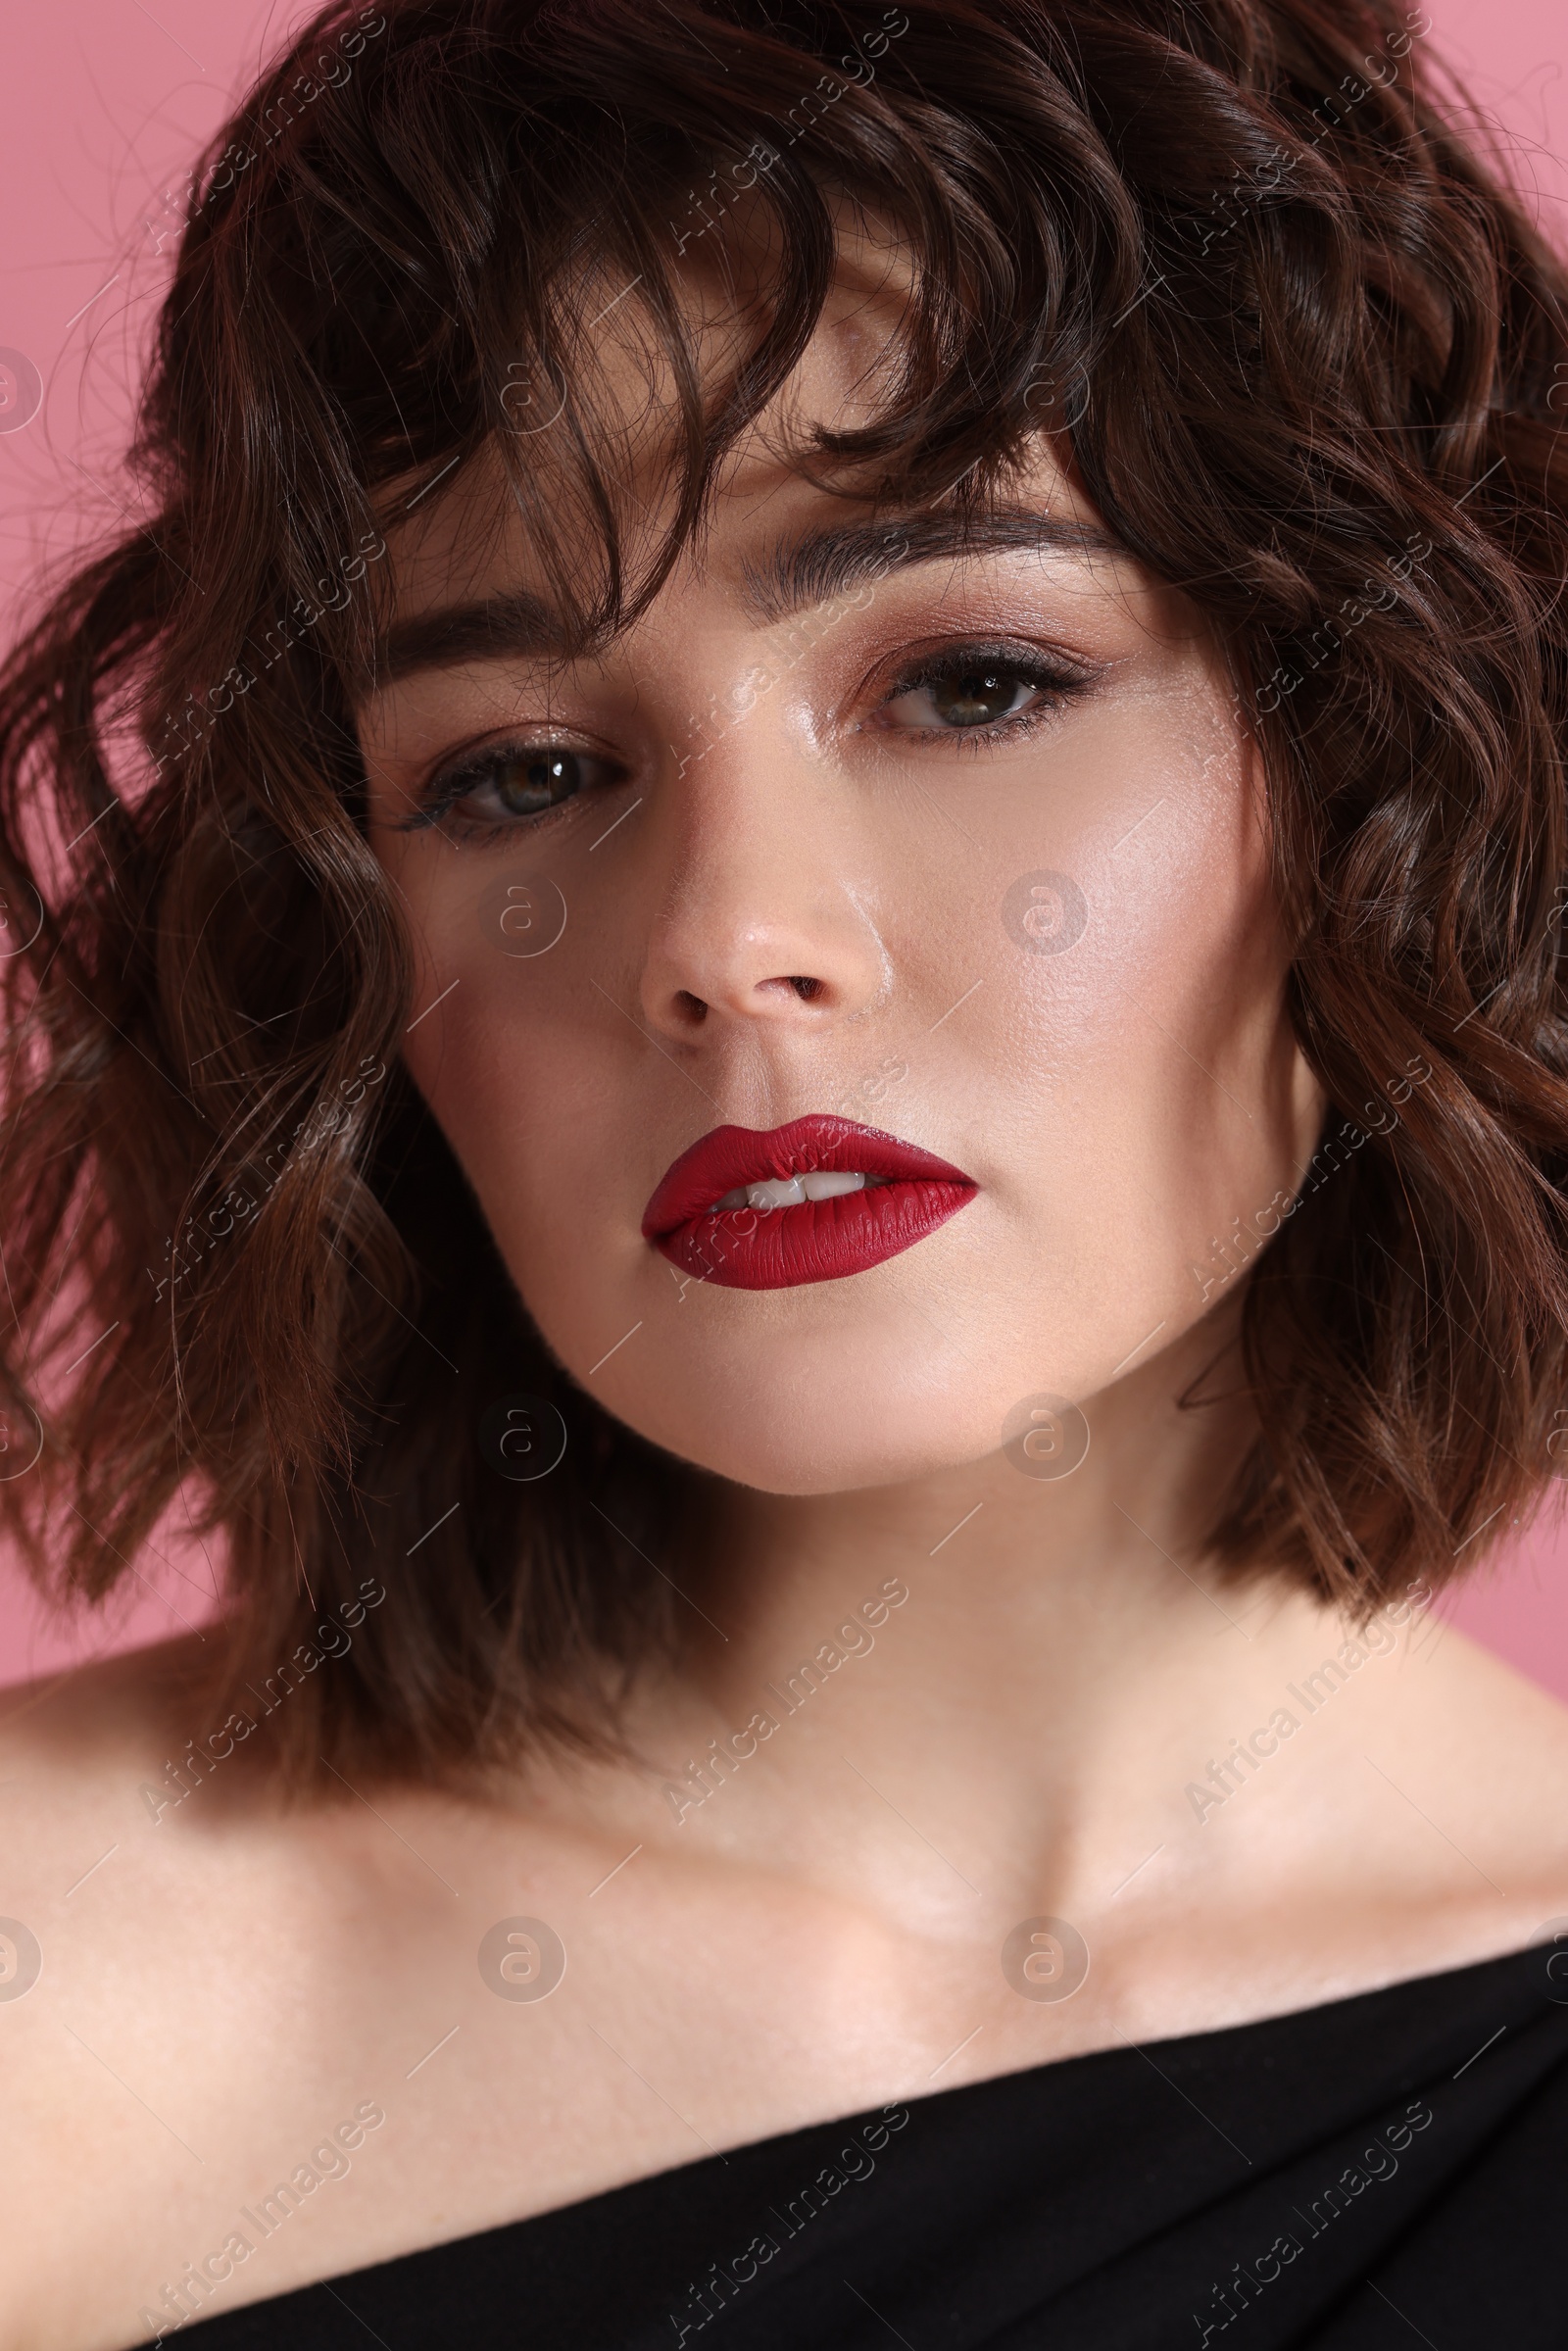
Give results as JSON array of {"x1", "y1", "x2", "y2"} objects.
[{"x1": 652, "y1": 1179, "x2": 975, "y2": 1290}]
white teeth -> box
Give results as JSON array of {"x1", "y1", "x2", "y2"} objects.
[
  {"x1": 712, "y1": 1170, "x2": 878, "y2": 1213},
  {"x1": 749, "y1": 1175, "x2": 808, "y2": 1211},
  {"x1": 802, "y1": 1170, "x2": 866, "y2": 1201}
]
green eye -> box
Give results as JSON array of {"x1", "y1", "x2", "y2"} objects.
[
  {"x1": 408, "y1": 739, "x2": 623, "y2": 834},
  {"x1": 490, "y1": 748, "x2": 587, "y2": 814}
]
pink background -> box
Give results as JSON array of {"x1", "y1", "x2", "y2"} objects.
[{"x1": 2, "y1": 1, "x2": 1567, "y2": 1692}]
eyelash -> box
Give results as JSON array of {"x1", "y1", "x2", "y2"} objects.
[
  {"x1": 870, "y1": 641, "x2": 1093, "y2": 748},
  {"x1": 397, "y1": 639, "x2": 1094, "y2": 839}
]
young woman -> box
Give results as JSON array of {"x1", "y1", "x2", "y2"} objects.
[{"x1": 2, "y1": 0, "x2": 1566, "y2": 2343}]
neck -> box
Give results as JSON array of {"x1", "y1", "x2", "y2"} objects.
[{"x1": 642, "y1": 1314, "x2": 1411, "y2": 1928}]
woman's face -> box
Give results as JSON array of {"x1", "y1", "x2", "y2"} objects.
[{"x1": 357, "y1": 288, "x2": 1323, "y2": 1494}]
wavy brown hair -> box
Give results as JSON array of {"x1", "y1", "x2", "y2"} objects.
[{"x1": 2, "y1": 0, "x2": 1566, "y2": 1783}]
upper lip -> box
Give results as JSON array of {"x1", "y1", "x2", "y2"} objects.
[{"x1": 641, "y1": 1114, "x2": 977, "y2": 1238}]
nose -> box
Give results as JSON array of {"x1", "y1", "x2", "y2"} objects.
[{"x1": 636, "y1": 731, "x2": 888, "y2": 1044}]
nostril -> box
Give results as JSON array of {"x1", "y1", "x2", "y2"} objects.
[
  {"x1": 675, "y1": 988, "x2": 708, "y2": 1023},
  {"x1": 789, "y1": 976, "x2": 823, "y2": 1002}
]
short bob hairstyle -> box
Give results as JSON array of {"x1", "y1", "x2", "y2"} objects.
[{"x1": 3, "y1": 0, "x2": 1567, "y2": 1785}]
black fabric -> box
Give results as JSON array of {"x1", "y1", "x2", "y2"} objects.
[{"x1": 142, "y1": 1938, "x2": 1568, "y2": 2348}]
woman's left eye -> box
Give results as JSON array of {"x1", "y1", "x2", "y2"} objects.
[{"x1": 875, "y1": 649, "x2": 1085, "y2": 736}]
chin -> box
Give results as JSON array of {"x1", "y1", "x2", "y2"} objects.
[
  {"x1": 578, "y1": 1327, "x2": 1017, "y2": 1494},
  {"x1": 631, "y1": 1404, "x2": 993, "y2": 1497}
]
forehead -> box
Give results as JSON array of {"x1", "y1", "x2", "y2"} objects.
[{"x1": 366, "y1": 225, "x2": 1121, "y2": 674}]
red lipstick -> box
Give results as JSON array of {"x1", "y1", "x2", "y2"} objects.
[{"x1": 642, "y1": 1115, "x2": 977, "y2": 1290}]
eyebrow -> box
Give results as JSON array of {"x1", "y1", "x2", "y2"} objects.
[
  {"x1": 368, "y1": 505, "x2": 1124, "y2": 692},
  {"x1": 739, "y1": 508, "x2": 1123, "y2": 625}
]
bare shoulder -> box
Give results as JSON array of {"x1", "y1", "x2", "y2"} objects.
[
  {"x1": 0, "y1": 1641, "x2": 690, "y2": 2351},
  {"x1": 1383, "y1": 1609, "x2": 1568, "y2": 1775},
  {"x1": 0, "y1": 1634, "x2": 220, "y2": 1887},
  {"x1": 0, "y1": 1640, "x2": 399, "y2": 2351},
  {"x1": 1255, "y1": 1611, "x2": 1568, "y2": 1984},
  {"x1": 0, "y1": 1632, "x2": 313, "y2": 2066},
  {"x1": 1112, "y1": 1601, "x2": 1568, "y2": 2038},
  {"x1": 1384, "y1": 1618, "x2": 1568, "y2": 1890}
]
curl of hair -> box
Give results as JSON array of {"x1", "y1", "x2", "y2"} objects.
[{"x1": 2, "y1": 0, "x2": 1566, "y2": 1782}]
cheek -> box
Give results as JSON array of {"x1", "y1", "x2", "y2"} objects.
[
  {"x1": 388, "y1": 850, "x2": 639, "y2": 1309},
  {"x1": 950, "y1": 713, "x2": 1313, "y2": 1304},
  {"x1": 400, "y1": 943, "x2": 606, "y2": 1226},
  {"x1": 1065, "y1": 779, "x2": 1287, "y2": 1192}
]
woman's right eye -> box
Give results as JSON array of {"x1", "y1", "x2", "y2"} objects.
[{"x1": 408, "y1": 741, "x2": 622, "y2": 833}]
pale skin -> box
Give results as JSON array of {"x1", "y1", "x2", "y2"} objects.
[{"x1": 4, "y1": 251, "x2": 1568, "y2": 2351}]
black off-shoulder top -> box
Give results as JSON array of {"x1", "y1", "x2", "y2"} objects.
[{"x1": 136, "y1": 1937, "x2": 1568, "y2": 2349}]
